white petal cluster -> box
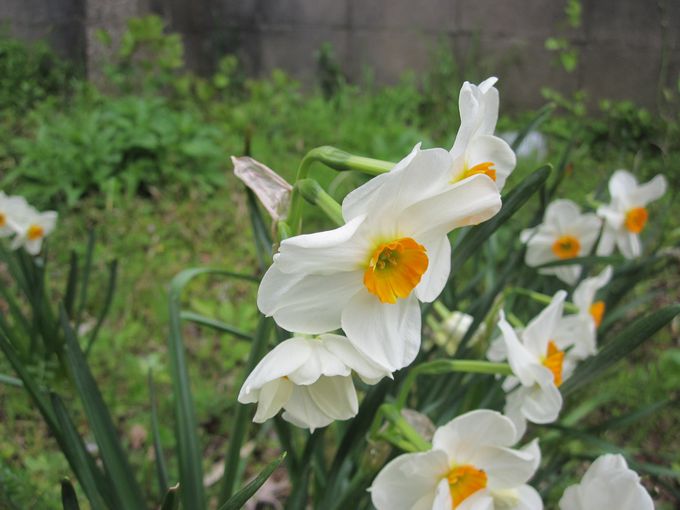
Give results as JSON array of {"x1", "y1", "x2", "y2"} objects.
[
  {"x1": 370, "y1": 410, "x2": 542, "y2": 510},
  {"x1": 597, "y1": 169, "x2": 667, "y2": 259},
  {"x1": 238, "y1": 334, "x2": 387, "y2": 431},
  {"x1": 520, "y1": 199, "x2": 601, "y2": 285},
  {"x1": 0, "y1": 191, "x2": 57, "y2": 255},
  {"x1": 559, "y1": 454, "x2": 654, "y2": 510}
]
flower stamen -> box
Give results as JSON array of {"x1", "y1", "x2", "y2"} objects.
[
  {"x1": 551, "y1": 235, "x2": 580, "y2": 259},
  {"x1": 364, "y1": 237, "x2": 428, "y2": 304},
  {"x1": 462, "y1": 161, "x2": 497, "y2": 182},
  {"x1": 447, "y1": 464, "x2": 488, "y2": 507},
  {"x1": 624, "y1": 207, "x2": 648, "y2": 234}
]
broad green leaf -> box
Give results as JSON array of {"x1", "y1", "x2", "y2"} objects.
[
  {"x1": 52, "y1": 396, "x2": 108, "y2": 510},
  {"x1": 452, "y1": 165, "x2": 551, "y2": 269},
  {"x1": 217, "y1": 453, "x2": 286, "y2": 510},
  {"x1": 561, "y1": 305, "x2": 680, "y2": 396},
  {"x1": 60, "y1": 307, "x2": 145, "y2": 510},
  {"x1": 60, "y1": 478, "x2": 81, "y2": 510}
]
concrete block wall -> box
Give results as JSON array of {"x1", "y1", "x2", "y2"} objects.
[{"x1": 1, "y1": 0, "x2": 678, "y2": 111}]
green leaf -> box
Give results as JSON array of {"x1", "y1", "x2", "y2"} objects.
[
  {"x1": 148, "y1": 370, "x2": 169, "y2": 499},
  {"x1": 180, "y1": 311, "x2": 253, "y2": 340},
  {"x1": 60, "y1": 307, "x2": 145, "y2": 510},
  {"x1": 452, "y1": 165, "x2": 551, "y2": 269},
  {"x1": 0, "y1": 373, "x2": 22, "y2": 387},
  {"x1": 64, "y1": 251, "x2": 79, "y2": 319},
  {"x1": 246, "y1": 188, "x2": 273, "y2": 273},
  {"x1": 168, "y1": 268, "x2": 258, "y2": 510},
  {"x1": 219, "y1": 317, "x2": 273, "y2": 500},
  {"x1": 60, "y1": 478, "x2": 81, "y2": 510},
  {"x1": 52, "y1": 396, "x2": 108, "y2": 510},
  {"x1": 511, "y1": 104, "x2": 555, "y2": 151},
  {"x1": 75, "y1": 230, "x2": 96, "y2": 332},
  {"x1": 86, "y1": 260, "x2": 118, "y2": 355},
  {"x1": 160, "y1": 484, "x2": 180, "y2": 510},
  {"x1": 217, "y1": 453, "x2": 286, "y2": 510},
  {"x1": 561, "y1": 305, "x2": 680, "y2": 396}
]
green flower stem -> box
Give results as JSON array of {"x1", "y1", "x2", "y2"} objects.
[
  {"x1": 507, "y1": 312, "x2": 525, "y2": 329},
  {"x1": 396, "y1": 360, "x2": 513, "y2": 409},
  {"x1": 380, "y1": 404, "x2": 431, "y2": 452},
  {"x1": 296, "y1": 179, "x2": 344, "y2": 226},
  {"x1": 287, "y1": 146, "x2": 394, "y2": 234},
  {"x1": 506, "y1": 287, "x2": 579, "y2": 313},
  {"x1": 432, "y1": 301, "x2": 451, "y2": 320}
]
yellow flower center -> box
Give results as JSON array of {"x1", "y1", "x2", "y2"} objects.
[
  {"x1": 551, "y1": 235, "x2": 580, "y2": 259},
  {"x1": 447, "y1": 464, "x2": 488, "y2": 507},
  {"x1": 624, "y1": 207, "x2": 648, "y2": 234},
  {"x1": 541, "y1": 340, "x2": 564, "y2": 387},
  {"x1": 363, "y1": 237, "x2": 428, "y2": 304},
  {"x1": 27, "y1": 224, "x2": 44, "y2": 241},
  {"x1": 0, "y1": 212, "x2": 5, "y2": 227},
  {"x1": 589, "y1": 300, "x2": 605, "y2": 328},
  {"x1": 457, "y1": 161, "x2": 497, "y2": 182}
]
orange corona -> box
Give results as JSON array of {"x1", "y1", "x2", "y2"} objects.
[
  {"x1": 624, "y1": 207, "x2": 648, "y2": 234},
  {"x1": 363, "y1": 237, "x2": 428, "y2": 304},
  {"x1": 447, "y1": 465, "x2": 488, "y2": 507},
  {"x1": 542, "y1": 341, "x2": 565, "y2": 387},
  {"x1": 27, "y1": 225, "x2": 44, "y2": 241},
  {"x1": 551, "y1": 235, "x2": 580, "y2": 259},
  {"x1": 589, "y1": 301, "x2": 605, "y2": 328}
]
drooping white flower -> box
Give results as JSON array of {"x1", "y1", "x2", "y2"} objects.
[
  {"x1": 520, "y1": 200, "x2": 601, "y2": 285},
  {"x1": 496, "y1": 292, "x2": 567, "y2": 438},
  {"x1": 9, "y1": 205, "x2": 58, "y2": 255},
  {"x1": 596, "y1": 170, "x2": 667, "y2": 259},
  {"x1": 559, "y1": 454, "x2": 654, "y2": 510},
  {"x1": 450, "y1": 77, "x2": 517, "y2": 191},
  {"x1": 258, "y1": 145, "x2": 501, "y2": 372},
  {"x1": 238, "y1": 334, "x2": 387, "y2": 431},
  {"x1": 554, "y1": 266, "x2": 613, "y2": 366},
  {"x1": 370, "y1": 410, "x2": 543, "y2": 510},
  {"x1": 232, "y1": 156, "x2": 292, "y2": 221},
  {"x1": 0, "y1": 192, "x2": 31, "y2": 238}
]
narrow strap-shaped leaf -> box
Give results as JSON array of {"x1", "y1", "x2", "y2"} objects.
[
  {"x1": 160, "y1": 484, "x2": 180, "y2": 510},
  {"x1": 511, "y1": 103, "x2": 555, "y2": 151},
  {"x1": 180, "y1": 311, "x2": 253, "y2": 340},
  {"x1": 60, "y1": 307, "x2": 145, "y2": 509},
  {"x1": 60, "y1": 478, "x2": 81, "y2": 510},
  {"x1": 561, "y1": 305, "x2": 680, "y2": 396},
  {"x1": 452, "y1": 165, "x2": 551, "y2": 269},
  {"x1": 219, "y1": 317, "x2": 272, "y2": 500},
  {"x1": 148, "y1": 370, "x2": 169, "y2": 498},
  {"x1": 588, "y1": 399, "x2": 671, "y2": 433},
  {"x1": 86, "y1": 260, "x2": 118, "y2": 356},
  {"x1": 168, "y1": 267, "x2": 258, "y2": 510},
  {"x1": 75, "y1": 230, "x2": 96, "y2": 332},
  {"x1": 217, "y1": 453, "x2": 286, "y2": 510},
  {"x1": 52, "y1": 395, "x2": 108, "y2": 510},
  {"x1": 64, "y1": 251, "x2": 79, "y2": 319}
]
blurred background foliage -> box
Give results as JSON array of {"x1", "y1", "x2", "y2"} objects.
[{"x1": 0, "y1": 14, "x2": 678, "y2": 508}]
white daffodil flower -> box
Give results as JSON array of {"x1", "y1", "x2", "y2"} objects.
[
  {"x1": 559, "y1": 454, "x2": 654, "y2": 510},
  {"x1": 238, "y1": 334, "x2": 387, "y2": 431},
  {"x1": 370, "y1": 410, "x2": 543, "y2": 510},
  {"x1": 450, "y1": 77, "x2": 517, "y2": 191},
  {"x1": 520, "y1": 199, "x2": 602, "y2": 285},
  {"x1": 596, "y1": 170, "x2": 667, "y2": 259},
  {"x1": 0, "y1": 192, "x2": 31, "y2": 238},
  {"x1": 258, "y1": 145, "x2": 501, "y2": 372},
  {"x1": 496, "y1": 292, "x2": 567, "y2": 439},
  {"x1": 554, "y1": 266, "x2": 613, "y2": 367},
  {"x1": 9, "y1": 205, "x2": 58, "y2": 255}
]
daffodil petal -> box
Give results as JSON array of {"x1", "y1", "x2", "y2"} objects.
[
  {"x1": 522, "y1": 290, "x2": 566, "y2": 358},
  {"x1": 466, "y1": 134, "x2": 516, "y2": 191},
  {"x1": 414, "y1": 233, "x2": 451, "y2": 303}
]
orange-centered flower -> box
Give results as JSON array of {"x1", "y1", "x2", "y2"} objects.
[
  {"x1": 551, "y1": 235, "x2": 580, "y2": 259},
  {"x1": 27, "y1": 224, "x2": 44, "y2": 241},
  {"x1": 462, "y1": 161, "x2": 497, "y2": 182},
  {"x1": 624, "y1": 207, "x2": 648, "y2": 234},
  {"x1": 589, "y1": 300, "x2": 605, "y2": 328},
  {"x1": 541, "y1": 340, "x2": 564, "y2": 387},
  {"x1": 447, "y1": 464, "x2": 488, "y2": 507},
  {"x1": 0, "y1": 212, "x2": 5, "y2": 227},
  {"x1": 364, "y1": 237, "x2": 428, "y2": 304}
]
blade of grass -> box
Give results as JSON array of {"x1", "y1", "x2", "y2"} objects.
[
  {"x1": 75, "y1": 230, "x2": 95, "y2": 333},
  {"x1": 60, "y1": 307, "x2": 145, "y2": 510},
  {"x1": 561, "y1": 305, "x2": 680, "y2": 396},
  {"x1": 64, "y1": 251, "x2": 79, "y2": 319},
  {"x1": 85, "y1": 260, "x2": 118, "y2": 355},
  {"x1": 148, "y1": 370, "x2": 169, "y2": 498},
  {"x1": 217, "y1": 453, "x2": 286, "y2": 510}
]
